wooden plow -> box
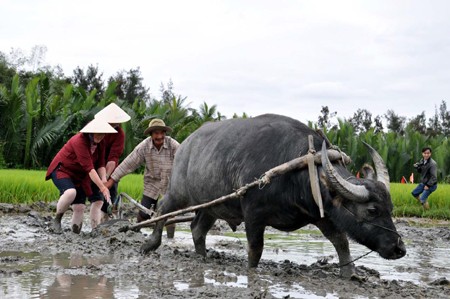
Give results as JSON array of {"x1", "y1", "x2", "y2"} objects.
[{"x1": 118, "y1": 136, "x2": 351, "y2": 232}]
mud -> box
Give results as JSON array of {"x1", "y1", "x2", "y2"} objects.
[{"x1": 0, "y1": 202, "x2": 449, "y2": 298}]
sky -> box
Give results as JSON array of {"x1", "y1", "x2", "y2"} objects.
[{"x1": 1, "y1": 0, "x2": 450, "y2": 124}]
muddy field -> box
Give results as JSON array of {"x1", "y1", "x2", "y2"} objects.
[{"x1": 0, "y1": 202, "x2": 449, "y2": 298}]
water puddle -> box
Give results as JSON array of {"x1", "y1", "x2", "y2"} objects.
[
  {"x1": 1, "y1": 225, "x2": 449, "y2": 298},
  {"x1": 214, "y1": 229, "x2": 450, "y2": 284},
  {"x1": 173, "y1": 269, "x2": 338, "y2": 298},
  {"x1": 0, "y1": 251, "x2": 141, "y2": 299}
]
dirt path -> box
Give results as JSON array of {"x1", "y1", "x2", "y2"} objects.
[{"x1": 0, "y1": 202, "x2": 449, "y2": 298}]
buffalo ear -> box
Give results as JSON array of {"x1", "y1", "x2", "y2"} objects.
[{"x1": 360, "y1": 163, "x2": 375, "y2": 180}]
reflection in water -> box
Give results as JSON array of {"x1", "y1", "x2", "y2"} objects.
[
  {"x1": 44, "y1": 274, "x2": 113, "y2": 298},
  {"x1": 41, "y1": 253, "x2": 114, "y2": 298},
  {"x1": 0, "y1": 251, "x2": 140, "y2": 299}
]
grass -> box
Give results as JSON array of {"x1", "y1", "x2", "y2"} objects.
[
  {"x1": 0, "y1": 170, "x2": 449, "y2": 220},
  {"x1": 0, "y1": 169, "x2": 143, "y2": 204},
  {"x1": 390, "y1": 182, "x2": 450, "y2": 219}
]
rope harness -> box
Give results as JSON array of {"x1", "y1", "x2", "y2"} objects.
[
  {"x1": 341, "y1": 204, "x2": 402, "y2": 238},
  {"x1": 335, "y1": 204, "x2": 403, "y2": 269}
]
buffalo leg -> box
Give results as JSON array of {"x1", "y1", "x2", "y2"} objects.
[
  {"x1": 140, "y1": 195, "x2": 175, "y2": 254},
  {"x1": 191, "y1": 211, "x2": 216, "y2": 256},
  {"x1": 140, "y1": 218, "x2": 166, "y2": 254},
  {"x1": 315, "y1": 218, "x2": 355, "y2": 278},
  {"x1": 245, "y1": 221, "x2": 266, "y2": 268}
]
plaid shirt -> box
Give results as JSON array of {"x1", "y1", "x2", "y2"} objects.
[{"x1": 111, "y1": 136, "x2": 179, "y2": 199}]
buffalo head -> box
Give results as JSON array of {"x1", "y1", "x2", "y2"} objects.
[{"x1": 321, "y1": 141, "x2": 406, "y2": 260}]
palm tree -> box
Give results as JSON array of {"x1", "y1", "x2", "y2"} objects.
[
  {"x1": 0, "y1": 74, "x2": 25, "y2": 167},
  {"x1": 197, "y1": 102, "x2": 217, "y2": 123}
]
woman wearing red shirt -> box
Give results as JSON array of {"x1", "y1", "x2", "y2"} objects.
[
  {"x1": 46, "y1": 118, "x2": 117, "y2": 234},
  {"x1": 93, "y1": 103, "x2": 130, "y2": 219}
]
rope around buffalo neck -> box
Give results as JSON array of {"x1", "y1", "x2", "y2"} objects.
[
  {"x1": 335, "y1": 204, "x2": 403, "y2": 269},
  {"x1": 337, "y1": 250, "x2": 374, "y2": 268},
  {"x1": 341, "y1": 204, "x2": 402, "y2": 238}
]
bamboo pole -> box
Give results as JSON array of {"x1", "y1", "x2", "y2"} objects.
[
  {"x1": 120, "y1": 192, "x2": 155, "y2": 217},
  {"x1": 136, "y1": 215, "x2": 195, "y2": 228},
  {"x1": 122, "y1": 148, "x2": 349, "y2": 232}
]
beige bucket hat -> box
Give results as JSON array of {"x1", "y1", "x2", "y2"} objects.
[
  {"x1": 80, "y1": 118, "x2": 118, "y2": 133},
  {"x1": 95, "y1": 103, "x2": 131, "y2": 123},
  {"x1": 144, "y1": 118, "x2": 172, "y2": 135}
]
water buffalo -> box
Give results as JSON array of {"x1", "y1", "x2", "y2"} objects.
[{"x1": 142, "y1": 114, "x2": 406, "y2": 277}]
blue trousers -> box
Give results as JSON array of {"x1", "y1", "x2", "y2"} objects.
[{"x1": 411, "y1": 183, "x2": 437, "y2": 203}]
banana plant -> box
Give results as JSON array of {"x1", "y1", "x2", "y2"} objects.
[
  {"x1": 0, "y1": 74, "x2": 25, "y2": 167},
  {"x1": 24, "y1": 77, "x2": 40, "y2": 168}
]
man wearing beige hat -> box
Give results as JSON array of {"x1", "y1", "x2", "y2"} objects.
[
  {"x1": 46, "y1": 118, "x2": 117, "y2": 234},
  {"x1": 105, "y1": 118, "x2": 180, "y2": 237},
  {"x1": 93, "y1": 103, "x2": 131, "y2": 219}
]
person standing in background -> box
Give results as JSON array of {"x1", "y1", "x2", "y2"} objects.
[{"x1": 411, "y1": 147, "x2": 438, "y2": 210}]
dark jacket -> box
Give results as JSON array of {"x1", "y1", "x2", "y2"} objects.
[{"x1": 415, "y1": 158, "x2": 438, "y2": 187}]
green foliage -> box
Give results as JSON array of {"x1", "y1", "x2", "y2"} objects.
[
  {"x1": 0, "y1": 141, "x2": 5, "y2": 168},
  {"x1": 321, "y1": 118, "x2": 449, "y2": 184},
  {"x1": 0, "y1": 67, "x2": 231, "y2": 170},
  {"x1": 0, "y1": 74, "x2": 25, "y2": 167}
]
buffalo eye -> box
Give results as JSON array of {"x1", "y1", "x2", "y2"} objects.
[{"x1": 367, "y1": 207, "x2": 379, "y2": 217}]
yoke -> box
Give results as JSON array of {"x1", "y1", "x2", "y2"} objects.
[{"x1": 119, "y1": 135, "x2": 351, "y2": 231}]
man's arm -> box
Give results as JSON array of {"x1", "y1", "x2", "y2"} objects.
[
  {"x1": 426, "y1": 161, "x2": 438, "y2": 187},
  {"x1": 109, "y1": 138, "x2": 148, "y2": 183}
]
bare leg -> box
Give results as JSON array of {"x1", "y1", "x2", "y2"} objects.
[
  {"x1": 90, "y1": 200, "x2": 103, "y2": 230},
  {"x1": 53, "y1": 189, "x2": 76, "y2": 233},
  {"x1": 71, "y1": 204, "x2": 85, "y2": 234}
]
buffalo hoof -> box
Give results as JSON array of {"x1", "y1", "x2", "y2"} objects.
[
  {"x1": 350, "y1": 274, "x2": 368, "y2": 283},
  {"x1": 140, "y1": 237, "x2": 161, "y2": 254},
  {"x1": 340, "y1": 263, "x2": 356, "y2": 279}
]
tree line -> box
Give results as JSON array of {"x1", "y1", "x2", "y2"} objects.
[
  {"x1": 0, "y1": 47, "x2": 449, "y2": 183},
  {"x1": 0, "y1": 47, "x2": 240, "y2": 169}
]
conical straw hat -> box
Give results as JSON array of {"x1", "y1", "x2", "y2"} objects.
[
  {"x1": 80, "y1": 118, "x2": 118, "y2": 133},
  {"x1": 95, "y1": 103, "x2": 131, "y2": 123}
]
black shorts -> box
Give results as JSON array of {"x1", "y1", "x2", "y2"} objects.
[
  {"x1": 138, "y1": 195, "x2": 157, "y2": 220},
  {"x1": 51, "y1": 170, "x2": 101, "y2": 205}
]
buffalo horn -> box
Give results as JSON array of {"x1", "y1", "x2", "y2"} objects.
[
  {"x1": 321, "y1": 141, "x2": 370, "y2": 201},
  {"x1": 362, "y1": 141, "x2": 390, "y2": 192}
]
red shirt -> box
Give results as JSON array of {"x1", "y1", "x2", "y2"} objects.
[
  {"x1": 46, "y1": 133, "x2": 105, "y2": 196},
  {"x1": 101, "y1": 126, "x2": 125, "y2": 166}
]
